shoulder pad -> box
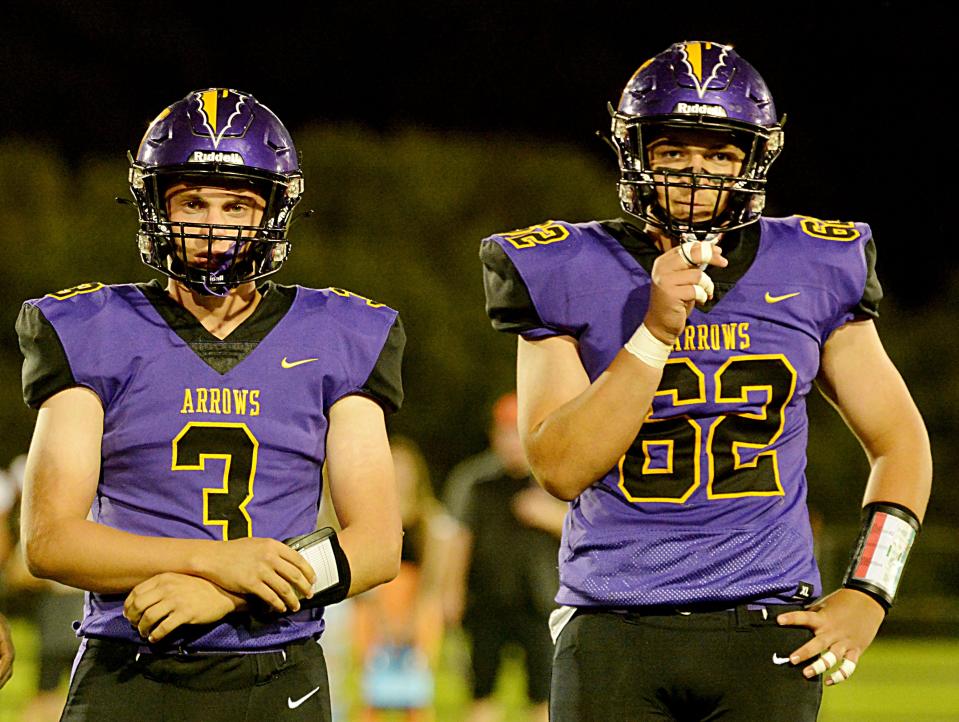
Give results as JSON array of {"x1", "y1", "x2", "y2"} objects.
[
  {"x1": 29, "y1": 282, "x2": 116, "y2": 321},
  {"x1": 34, "y1": 282, "x2": 109, "y2": 304},
  {"x1": 485, "y1": 220, "x2": 592, "y2": 256},
  {"x1": 774, "y1": 215, "x2": 872, "y2": 244},
  {"x1": 323, "y1": 287, "x2": 391, "y2": 310},
  {"x1": 299, "y1": 287, "x2": 399, "y2": 329}
]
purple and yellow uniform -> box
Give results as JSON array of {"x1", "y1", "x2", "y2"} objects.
[
  {"x1": 16, "y1": 280, "x2": 404, "y2": 651},
  {"x1": 481, "y1": 216, "x2": 880, "y2": 609}
]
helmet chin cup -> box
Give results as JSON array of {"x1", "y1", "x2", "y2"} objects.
[{"x1": 185, "y1": 270, "x2": 231, "y2": 297}]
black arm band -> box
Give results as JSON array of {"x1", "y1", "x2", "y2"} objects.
[
  {"x1": 284, "y1": 527, "x2": 352, "y2": 608},
  {"x1": 841, "y1": 502, "x2": 920, "y2": 610}
]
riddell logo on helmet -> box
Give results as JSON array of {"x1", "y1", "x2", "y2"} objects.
[
  {"x1": 188, "y1": 150, "x2": 244, "y2": 164},
  {"x1": 674, "y1": 102, "x2": 727, "y2": 117}
]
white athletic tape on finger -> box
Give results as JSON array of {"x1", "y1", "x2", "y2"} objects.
[
  {"x1": 693, "y1": 271, "x2": 713, "y2": 304},
  {"x1": 679, "y1": 240, "x2": 714, "y2": 268},
  {"x1": 829, "y1": 659, "x2": 857, "y2": 685},
  {"x1": 699, "y1": 271, "x2": 714, "y2": 297},
  {"x1": 811, "y1": 650, "x2": 837, "y2": 675}
]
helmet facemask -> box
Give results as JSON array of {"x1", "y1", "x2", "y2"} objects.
[{"x1": 130, "y1": 164, "x2": 303, "y2": 297}]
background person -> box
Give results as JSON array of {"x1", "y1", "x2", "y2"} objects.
[
  {"x1": 353, "y1": 435, "x2": 446, "y2": 721},
  {"x1": 441, "y1": 392, "x2": 566, "y2": 722},
  {"x1": 1, "y1": 455, "x2": 84, "y2": 720}
]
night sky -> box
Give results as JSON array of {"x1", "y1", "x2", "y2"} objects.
[{"x1": 1, "y1": 1, "x2": 949, "y2": 302}]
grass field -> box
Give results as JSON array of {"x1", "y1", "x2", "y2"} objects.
[{"x1": 1, "y1": 618, "x2": 957, "y2": 721}]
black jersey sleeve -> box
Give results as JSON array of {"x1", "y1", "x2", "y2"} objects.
[
  {"x1": 479, "y1": 239, "x2": 550, "y2": 335},
  {"x1": 359, "y1": 315, "x2": 405, "y2": 414},
  {"x1": 853, "y1": 236, "x2": 882, "y2": 320},
  {"x1": 15, "y1": 302, "x2": 77, "y2": 408}
]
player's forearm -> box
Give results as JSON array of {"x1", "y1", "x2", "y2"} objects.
[
  {"x1": 861, "y1": 412, "x2": 932, "y2": 521},
  {"x1": 525, "y1": 350, "x2": 665, "y2": 500},
  {"x1": 338, "y1": 521, "x2": 402, "y2": 597},
  {"x1": 23, "y1": 517, "x2": 217, "y2": 594}
]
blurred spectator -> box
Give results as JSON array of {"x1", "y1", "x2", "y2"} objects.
[
  {"x1": 0, "y1": 455, "x2": 84, "y2": 719},
  {"x1": 0, "y1": 460, "x2": 16, "y2": 691},
  {"x1": 353, "y1": 436, "x2": 446, "y2": 721},
  {"x1": 441, "y1": 392, "x2": 566, "y2": 722},
  {"x1": 0, "y1": 461, "x2": 17, "y2": 567},
  {"x1": 0, "y1": 611, "x2": 12, "y2": 689}
]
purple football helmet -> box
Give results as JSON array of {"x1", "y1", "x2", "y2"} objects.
[
  {"x1": 128, "y1": 88, "x2": 304, "y2": 296},
  {"x1": 610, "y1": 41, "x2": 784, "y2": 238}
]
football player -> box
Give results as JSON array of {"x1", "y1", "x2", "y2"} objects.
[
  {"x1": 480, "y1": 41, "x2": 931, "y2": 721},
  {"x1": 17, "y1": 88, "x2": 405, "y2": 721}
]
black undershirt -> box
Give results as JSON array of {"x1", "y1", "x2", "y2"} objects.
[{"x1": 138, "y1": 279, "x2": 295, "y2": 374}]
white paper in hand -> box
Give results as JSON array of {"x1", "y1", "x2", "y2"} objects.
[{"x1": 300, "y1": 537, "x2": 341, "y2": 594}]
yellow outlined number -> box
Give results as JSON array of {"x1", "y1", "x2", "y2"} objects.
[
  {"x1": 328, "y1": 288, "x2": 385, "y2": 308},
  {"x1": 46, "y1": 282, "x2": 105, "y2": 300},
  {"x1": 707, "y1": 355, "x2": 797, "y2": 497},
  {"x1": 619, "y1": 355, "x2": 796, "y2": 503},
  {"x1": 172, "y1": 422, "x2": 258, "y2": 540},
  {"x1": 501, "y1": 221, "x2": 570, "y2": 249},
  {"x1": 619, "y1": 358, "x2": 705, "y2": 503},
  {"x1": 796, "y1": 215, "x2": 861, "y2": 242}
]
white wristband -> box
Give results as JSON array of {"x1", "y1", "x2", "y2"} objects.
[{"x1": 624, "y1": 324, "x2": 673, "y2": 369}]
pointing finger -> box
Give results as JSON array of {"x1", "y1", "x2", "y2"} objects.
[{"x1": 678, "y1": 241, "x2": 727, "y2": 268}]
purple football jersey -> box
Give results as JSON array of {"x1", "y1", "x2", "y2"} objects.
[
  {"x1": 483, "y1": 216, "x2": 873, "y2": 607},
  {"x1": 21, "y1": 283, "x2": 399, "y2": 650}
]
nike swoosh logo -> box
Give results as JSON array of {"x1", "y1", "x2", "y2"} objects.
[
  {"x1": 288, "y1": 686, "x2": 321, "y2": 709},
  {"x1": 764, "y1": 291, "x2": 801, "y2": 304},
  {"x1": 281, "y1": 356, "x2": 319, "y2": 369},
  {"x1": 772, "y1": 654, "x2": 791, "y2": 665}
]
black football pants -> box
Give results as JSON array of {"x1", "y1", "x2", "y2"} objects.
[
  {"x1": 550, "y1": 606, "x2": 822, "y2": 722},
  {"x1": 60, "y1": 636, "x2": 332, "y2": 721}
]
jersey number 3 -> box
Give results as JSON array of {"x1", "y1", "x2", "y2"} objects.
[
  {"x1": 619, "y1": 355, "x2": 797, "y2": 503},
  {"x1": 172, "y1": 422, "x2": 259, "y2": 539}
]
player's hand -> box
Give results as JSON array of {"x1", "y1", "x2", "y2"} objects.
[
  {"x1": 776, "y1": 587, "x2": 885, "y2": 685},
  {"x1": 197, "y1": 537, "x2": 316, "y2": 613},
  {"x1": 646, "y1": 240, "x2": 728, "y2": 344},
  {"x1": 124, "y1": 572, "x2": 245, "y2": 643},
  {"x1": 0, "y1": 613, "x2": 14, "y2": 688}
]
